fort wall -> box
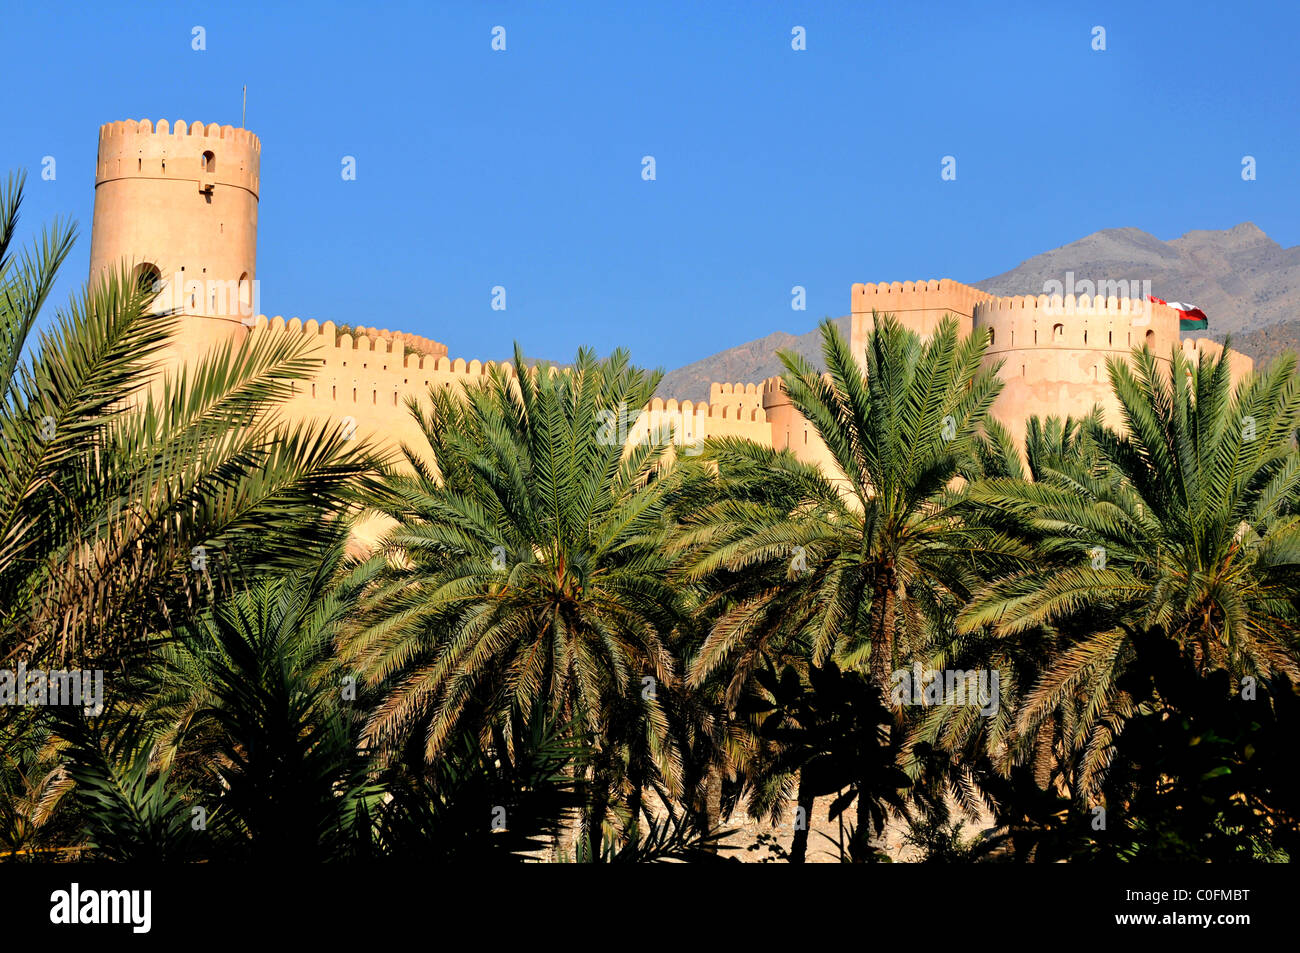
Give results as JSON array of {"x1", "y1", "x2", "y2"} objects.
[
  {"x1": 84, "y1": 117, "x2": 1263, "y2": 527},
  {"x1": 971, "y1": 292, "x2": 1188, "y2": 445},
  {"x1": 761, "y1": 376, "x2": 837, "y2": 471},
  {"x1": 244, "y1": 315, "x2": 772, "y2": 461}
]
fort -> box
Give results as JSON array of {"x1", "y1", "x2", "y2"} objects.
[{"x1": 88, "y1": 118, "x2": 1255, "y2": 485}]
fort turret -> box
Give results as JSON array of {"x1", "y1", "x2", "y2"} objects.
[{"x1": 89, "y1": 118, "x2": 261, "y2": 363}]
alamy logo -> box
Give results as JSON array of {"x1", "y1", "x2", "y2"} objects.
[
  {"x1": 597, "y1": 402, "x2": 703, "y2": 455},
  {"x1": 49, "y1": 883, "x2": 151, "y2": 933},
  {"x1": 1040, "y1": 273, "x2": 1152, "y2": 320},
  {"x1": 890, "y1": 664, "x2": 1000, "y2": 716},
  {"x1": 0, "y1": 664, "x2": 103, "y2": 713},
  {"x1": 149, "y1": 271, "x2": 260, "y2": 318}
]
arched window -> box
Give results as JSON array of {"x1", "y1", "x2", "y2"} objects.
[
  {"x1": 133, "y1": 262, "x2": 161, "y2": 294},
  {"x1": 1145, "y1": 329, "x2": 1155, "y2": 348},
  {"x1": 988, "y1": 327, "x2": 995, "y2": 346},
  {"x1": 134, "y1": 263, "x2": 163, "y2": 311},
  {"x1": 201, "y1": 151, "x2": 215, "y2": 173},
  {"x1": 1052, "y1": 323, "x2": 1064, "y2": 342},
  {"x1": 238, "y1": 272, "x2": 251, "y2": 315}
]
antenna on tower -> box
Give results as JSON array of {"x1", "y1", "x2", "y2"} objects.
[{"x1": 241, "y1": 85, "x2": 247, "y2": 127}]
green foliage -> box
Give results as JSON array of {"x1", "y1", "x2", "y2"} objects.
[{"x1": 54, "y1": 708, "x2": 203, "y2": 862}]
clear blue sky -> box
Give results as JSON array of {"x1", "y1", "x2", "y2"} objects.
[{"x1": 3, "y1": 0, "x2": 1296, "y2": 370}]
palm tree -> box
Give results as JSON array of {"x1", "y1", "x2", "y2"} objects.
[
  {"x1": 672, "y1": 314, "x2": 1003, "y2": 848},
  {"x1": 777, "y1": 315, "x2": 1002, "y2": 688},
  {"x1": 678, "y1": 316, "x2": 1003, "y2": 689},
  {"x1": 960, "y1": 343, "x2": 1300, "y2": 793},
  {"x1": 145, "y1": 538, "x2": 379, "y2": 860},
  {"x1": 348, "y1": 345, "x2": 684, "y2": 859}
]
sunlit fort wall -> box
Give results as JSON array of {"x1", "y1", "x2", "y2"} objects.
[{"x1": 89, "y1": 119, "x2": 1256, "y2": 499}]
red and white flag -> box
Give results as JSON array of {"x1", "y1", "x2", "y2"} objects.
[{"x1": 1149, "y1": 295, "x2": 1209, "y2": 330}]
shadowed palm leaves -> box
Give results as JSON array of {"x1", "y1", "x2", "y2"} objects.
[
  {"x1": 350, "y1": 344, "x2": 683, "y2": 858},
  {"x1": 54, "y1": 709, "x2": 204, "y2": 862},
  {"x1": 960, "y1": 343, "x2": 1300, "y2": 793},
  {"x1": 150, "y1": 540, "x2": 378, "y2": 860}
]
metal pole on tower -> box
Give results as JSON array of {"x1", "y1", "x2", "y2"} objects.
[{"x1": 241, "y1": 86, "x2": 247, "y2": 127}]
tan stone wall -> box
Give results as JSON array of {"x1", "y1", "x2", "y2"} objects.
[
  {"x1": 1183, "y1": 336, "x2": 1255, "y2": 381},
  {"x1": 762, "y1": 377, "x2": 837, "y2": 472},
  {"x1": 845, "y1": 280, "x2": 1256, "y2": 450},
  {"x1": 245, "y1": 314, "x2": 772, "y2": 465}
]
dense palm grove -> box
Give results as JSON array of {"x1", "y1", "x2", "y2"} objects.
[{"x1": 3, "y1": 175, "x2": 1298, "y2": 863}]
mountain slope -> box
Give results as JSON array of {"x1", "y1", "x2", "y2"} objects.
[{"x1": 655, "y1": 319, "x2": 851, "y2": 404}]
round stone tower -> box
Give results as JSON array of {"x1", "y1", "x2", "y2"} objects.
[
  {"x1": 89, "y1": 118, "x2": 260, "y2": 361},
  {"x1": 973, "y1": 292, "x2": 1182, "y2": 446}
]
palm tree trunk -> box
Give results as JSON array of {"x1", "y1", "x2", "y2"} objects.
[
  {"x1": 585, "y1": 766, "x2": 608, "y2": 862},
  {"x1": 627, "y1": 752, "x2": 645, "y2": 841},
  {"x1": 700, "y1": 763, "x2": 723, "y2": 853},
  {"x1": 853, "y1": 785, "x2": 873, "y2": 862},
  {"x1": 868, "y1": 567, "x2": 897, "y2": 691},
  {"x1": 789, "y1": 775, "x2": 816, "y2": 863}
]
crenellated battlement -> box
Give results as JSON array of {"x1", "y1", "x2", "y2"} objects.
[
  {"x1": 850, "y1": 278, "x2": 993, "y2": 354},
  {"x1": 975, "y1": 292, "x2": 1161, "y2": 315},
  {"x1": 851, "y1": 278, "x2": 994, "y2": 317},
  {"x1": 645, "y1": 396, "x2": 767, "y2": 423},
  {"x1": 972, "y1": 292, "x2": 1183, "y2": 362},
  {"x1": 247, "y1": 314, "x2": 508, "y2": 376},
  {"x1": 345, "y1": 325, "x2": 446, "y2": 359},
  {"x1": 709, "y1": 381, "x2": 763, "y2": 399},
  {"x1": 98, "y1": 119, "x2": 261, "y2": 150}
]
